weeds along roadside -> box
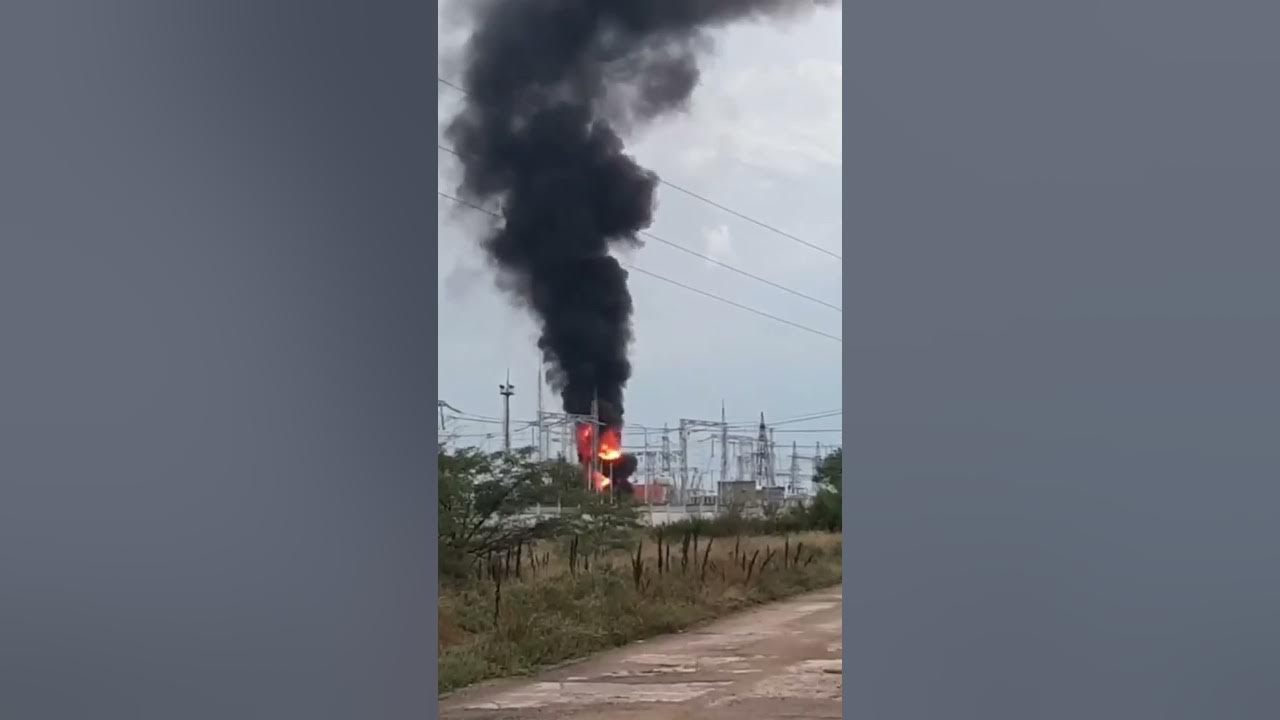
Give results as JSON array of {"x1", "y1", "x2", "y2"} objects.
[{"x1": 438, "y1": 528, "x2": 842, "y2": 694}]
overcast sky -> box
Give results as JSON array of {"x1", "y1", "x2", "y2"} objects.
[{"x1": 436, "y1": 3, "x2": 842, "y2": 476}]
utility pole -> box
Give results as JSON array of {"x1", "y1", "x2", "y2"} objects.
[
  {"x1": 678, "y1": 420, "x2": 689, "y2": 506},
  {"x1": 720, "y1": 401, "x2": 729, "y2": 487},
  {"x1": 660, "y1": 424, "x2": 672, "y2": 478},
  {"x1": 587, "y1": 389, "x2": 600, "y2": 492},
  {"x1": 646, "y1": 432, "x2": 653, "y2": 520},
  {"x1": 789, "y1": 441, "x2": 801, "y2": 496},
  {"x1": 754, "y1": 413, "x2": 769, "y2": 487},
  {"x1": 643, "y1": 429, "x2": 654, "y2": 515},
  {"x1": 678, "y1": 415, "x2": 724, "y2": 504},
  {"x1": 768, "y1": 427, "x2": 777, "y2": 488},
  {"x1": 642, "y1": 430, "x2": 651, "y2": 486},
  {"x1": 641, "y1": 431, "x2": 648, "y2": 480},
  {"x1": 813, "y1": 441, "x2": 822, "y2": 492},
  {"x1": 536, "y1": 367, "x2": 544, "y2": 461},
  {"x1": 498, "y1": 371, "x2": 515, "y2": 454}
]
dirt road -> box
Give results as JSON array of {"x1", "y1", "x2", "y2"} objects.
[{"x1": 439, "y1": 587, "x2": 842, "y2": 720}]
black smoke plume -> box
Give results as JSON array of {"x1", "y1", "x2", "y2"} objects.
[
  {"x1": 446, "y1": 0, "x2": 835, "y2": 466},
  {"x1": 610, "y1": 454, "x2": 639, "y2": 497}
]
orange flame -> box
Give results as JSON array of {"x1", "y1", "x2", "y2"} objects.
[
  {"x1": 576, "y1": 423, "x2": 624, "y2": 493},
  {"x1": 576, "y1": 423, "x2": 623, "y2": 463},
  {"x1": 598, "y1": 427, "x2": 622, "y2": 461}
]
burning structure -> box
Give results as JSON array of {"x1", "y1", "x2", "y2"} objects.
[
  {"x1": 576, "y1": 421, "x2": 639, "y2": 495},
  {"x1": 445, "y1": 0, "x2": 832, "y2": 495}
]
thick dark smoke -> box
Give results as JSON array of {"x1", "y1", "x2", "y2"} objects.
[
  {"x1": 446, "y1": 0, "x2": 834, "y2": 439},
  {"x1": 610, "y1": 454, "x2": 639, "y2": 497}
]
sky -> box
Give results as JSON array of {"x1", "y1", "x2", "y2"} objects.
[{"x1": 435, "y1": 2, "x2": 842, "y2": 485}]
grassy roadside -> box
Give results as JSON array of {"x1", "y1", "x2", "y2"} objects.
[{"x1": 438, "y1": 530, "x2": 841, "y2": 694}]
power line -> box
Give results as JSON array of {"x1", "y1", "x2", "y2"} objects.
[
  {"x1": 668, "y1": 426, "x2": 839, "y2": 435},
  {"x1": 764, "y1": 409, "x2": 843, "y2": 424},
  {"x1": 437, "y1": 190, "x2": 842, "y2": 344},
  {"x1": 437, "y1": 188, "x2": 501, "y2": 218},
  {"x1": 561, "y1": 408, "x2": 840, "y2": 427},
  {"x1": 440, "y1": 143, "x2": 838, "y2": 311},
  {"x1": 436, "y1": 76, "x2": 468, "y2": 95},
  {"x1": 448, "y1": 412, "x2": 501, "y2": 422},
  {"x1": 641, "y1": 230, "x2": 840, "y2": 311},
  {"x1": 437, "y1": 142, "x2": 463, "y2": 159},
  {"x1": 657, "y1": 179, "x2": 841, "y2": 260},
  {"x1": 442, "y1": 143, "x2": 838, "y2": 311},
  {"x1": 778, "y1": 407, "x2": 842, "y2": 421},
  {"x1": 623, "y1": 264, "x2": 841, "y2": 343},
  {"x1": 722, "y1": 409, "x2": 841, "y2": 429},
  {"x1": 437, "y1": 77, "x2": 841, "y2": 261},
  {"x1": 446, "y1": 408, "x2": 841, "y2": 436}
]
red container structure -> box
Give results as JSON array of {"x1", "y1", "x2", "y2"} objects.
[{"x1": 631, "y1": 483, "x2": 668, "y2": 504}]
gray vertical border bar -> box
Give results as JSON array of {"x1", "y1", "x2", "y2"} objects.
[
  {"x1": 427, "y1": 4, "x2": 441, "y2": 713},
  {"x1": 0, "y1": 3, "x2": 440, "y2": 718},
  {"x1": 843, "y1": 2, "x2": 1280, "y2": 718},
  {"x1": 839, "y1": 9, "x2": 852, "y2": 720}
]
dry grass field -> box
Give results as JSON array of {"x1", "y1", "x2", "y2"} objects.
[{"x1": 438, "y1": 529, "x2": 842, "y2": 693}]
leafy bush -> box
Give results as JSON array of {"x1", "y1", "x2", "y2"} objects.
[{"x1": 438, "y1": 448, "x2": 641, "y2": 580}]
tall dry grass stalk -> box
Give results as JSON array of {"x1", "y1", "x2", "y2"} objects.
[{"x1": 438, "y1": 531, "x2": 841, "y2": 693}]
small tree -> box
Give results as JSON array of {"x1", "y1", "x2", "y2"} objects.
[
  {"x1": 808, "y1": 447, "x2": 842, "y2": 531},
  {"x1": 438, "y1": 447, "x2": 568, "y2": 580},
  {"x1": 560, "y1": 488, "x2": 644, "y2": 562},
  {"x1": 530, "y1": 457, "x2": 592, "y2": 506}
]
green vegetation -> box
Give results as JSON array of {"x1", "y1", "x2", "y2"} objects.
[
  {"x1": 663, "y1": 446, "x2": 843, "y2": 538},
  {"x1": 436, "y1": 445, "x2": 844, "y2": 694},
  {"x1": 438, "y1": 447, "x2": 643, "y2": 581}
]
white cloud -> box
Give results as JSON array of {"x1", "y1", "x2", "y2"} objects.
[
  {"x1": 687, "y1": 58, "x2": 842, "y2": 178},
  {"x1": 704, "y1": 224, "x2": 736, "y2": 264},
  {"x1": 628, "y1": 8, "x2": 842, "y2": 184},
  {"x1": 437, "y1": 0, "x2": 474, "y2": 79}
]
